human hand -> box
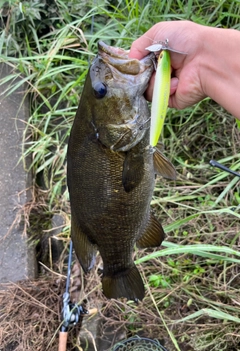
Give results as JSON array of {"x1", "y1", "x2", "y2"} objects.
[{"x1": 129, "y1": 21, "x2": 207, "y2": 110}]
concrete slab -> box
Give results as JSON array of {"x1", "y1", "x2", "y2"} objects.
[{"x1": 0, "y1": 63, "x2": 37, "y2": 283}]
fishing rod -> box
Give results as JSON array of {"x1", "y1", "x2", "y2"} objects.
[
  {"x1": 210, "y1": 159, "x2": 240, "y2": 178},
  {"x1": 58, "y1": 240, "x2": 88, "y2": 351},
  {"x1": 58, "y1": 240, "x2": 98, "y2": 351}
]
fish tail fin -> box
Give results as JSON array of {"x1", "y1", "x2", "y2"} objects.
[{"x1": 102, "y1": 265, "x2": 145, "y2": 301}]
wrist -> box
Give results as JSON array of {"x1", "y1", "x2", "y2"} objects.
[{"x1": 199, "y1": 26, "x2": 240, "y2": 118}]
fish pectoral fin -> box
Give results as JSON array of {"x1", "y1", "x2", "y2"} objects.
[
  {"x1": 102, "y1": 265, "x2": 145, "y2": 301},
  {"x1": 71, "y1": 216, "x2": 97, "y2": 273},
  {"x1": 122, "y1": 151, "x2": 144, "y2": 192},
  {"x1": 136, "y1": 214, "x2": 165, "y2": 248},
  {"x1": 153, "y1": 147, "x2": 176, "y2": 180}
]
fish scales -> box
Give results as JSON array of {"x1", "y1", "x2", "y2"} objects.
[{"x1": 67, "y1": 41, "x2": 176, "y2": 301}]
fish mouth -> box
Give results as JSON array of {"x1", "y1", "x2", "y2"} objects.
[
  {"x1": 98, "y1": 40, "x2": 129, "y2": 59},
  {"x1": 97, "y1": 41, "x2": 155, "y2": 76}
]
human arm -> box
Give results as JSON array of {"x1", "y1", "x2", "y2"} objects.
[{"x1": 129, "y1": 21, "x2": 240, "y2": 120}]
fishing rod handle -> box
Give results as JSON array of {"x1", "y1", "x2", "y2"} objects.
[{"x1": 58, "y1": 331, "x2": 68, "y2": 351}]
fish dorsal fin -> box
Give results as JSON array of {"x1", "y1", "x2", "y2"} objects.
[
  {"x1": 154, "y1": 147, "x2": 176, "y2": 180},
  {"x1": 122, "y1": 151, "x2": 144, "y2": 192},
  {"x1": 71, "y1": 215, "x2": 97, "y2": 273},
  {"x1": 136, "y1": 214, "x2": 165, "y2": 248}
]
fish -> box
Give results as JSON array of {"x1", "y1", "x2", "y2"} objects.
[{"x1": 67, "y1": 41, "x2": 176, "y2": 301}]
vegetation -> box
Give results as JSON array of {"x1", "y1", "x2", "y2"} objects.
[{"x1": 0, "y1": 0, "x2": 239, "y2": 350}]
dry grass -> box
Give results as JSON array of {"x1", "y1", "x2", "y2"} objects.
[{"x1": 0, "y1": 277, "x2": 62, "y2": 351}]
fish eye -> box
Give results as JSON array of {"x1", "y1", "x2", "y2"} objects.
[{"x1": 93, "y1": 82, "x2": 107, "y2": 99}]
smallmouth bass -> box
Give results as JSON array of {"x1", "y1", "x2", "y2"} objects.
[{"x1": 67, "y1": 41, "x2": 176, "y2": 301}]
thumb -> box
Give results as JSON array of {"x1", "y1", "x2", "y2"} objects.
[{"x1": 129, "y1": 30, "x2": 159, "y2": 59}]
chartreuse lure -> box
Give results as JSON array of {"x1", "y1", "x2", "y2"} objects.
[{"x1": 150, "y1": 49, "x2": 171, "y2": 147}]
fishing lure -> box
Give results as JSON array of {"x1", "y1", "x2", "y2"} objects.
[
  {"x1": 149, "y1": 49, "x2": 171, "y2": 147},
  {"x1": 147, "y1": 39, "x2": 187, "y2": 147}
]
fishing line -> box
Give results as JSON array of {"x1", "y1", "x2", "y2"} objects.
[
  {"x1": 88, "y1": 9, "x2": 95, "y2": 66},
  {"x1": 65, "y1": 239, "x2": 73, "y2": 294}
]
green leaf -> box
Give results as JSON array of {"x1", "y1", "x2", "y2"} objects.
[{"x1": 176, "y1": 308, "x2": 240, "y2": 324}]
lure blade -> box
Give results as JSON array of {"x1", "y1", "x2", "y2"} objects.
[
  {"x1": 146, "y1": 44, "x2": 187, "y2": 55},
  {"x1": 146, "y1": 44, "x2": 164, "y2": 51},
  {"x1": 150, "y1": 50, "x2": 171, "y2": 147}
]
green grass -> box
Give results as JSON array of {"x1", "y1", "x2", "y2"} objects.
[{"x1": 0, "y1": 0, "x2": 240, "y2": 350}]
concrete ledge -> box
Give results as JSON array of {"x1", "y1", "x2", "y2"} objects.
[{"x1": 0, "y1": 63, "x2": 37, "y2": 283}]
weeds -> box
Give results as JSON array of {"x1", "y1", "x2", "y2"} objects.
[{"x1": 0, "y1": 0, "x2": 239, "y2": 350}]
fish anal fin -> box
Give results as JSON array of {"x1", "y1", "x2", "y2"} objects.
[
  {"x1": 154, "y1": 147, "x2": 176, "y2": 180},
  {"x1": 122, "y1": 151, "x2": 144, "y2": 192},
  {"x1": 136, "y1": 214, "x2": 165, "y2": 248},
  {"x1": 71, "y1": 216, "x2": 97, "y2": 273},
  {"x1": 102, "y1": 265, "x2": 145, "y2": 301}
]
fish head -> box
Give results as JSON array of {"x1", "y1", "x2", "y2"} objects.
[{"x1": 88, "y1": 41, "x2": 155, "y2": 151}]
